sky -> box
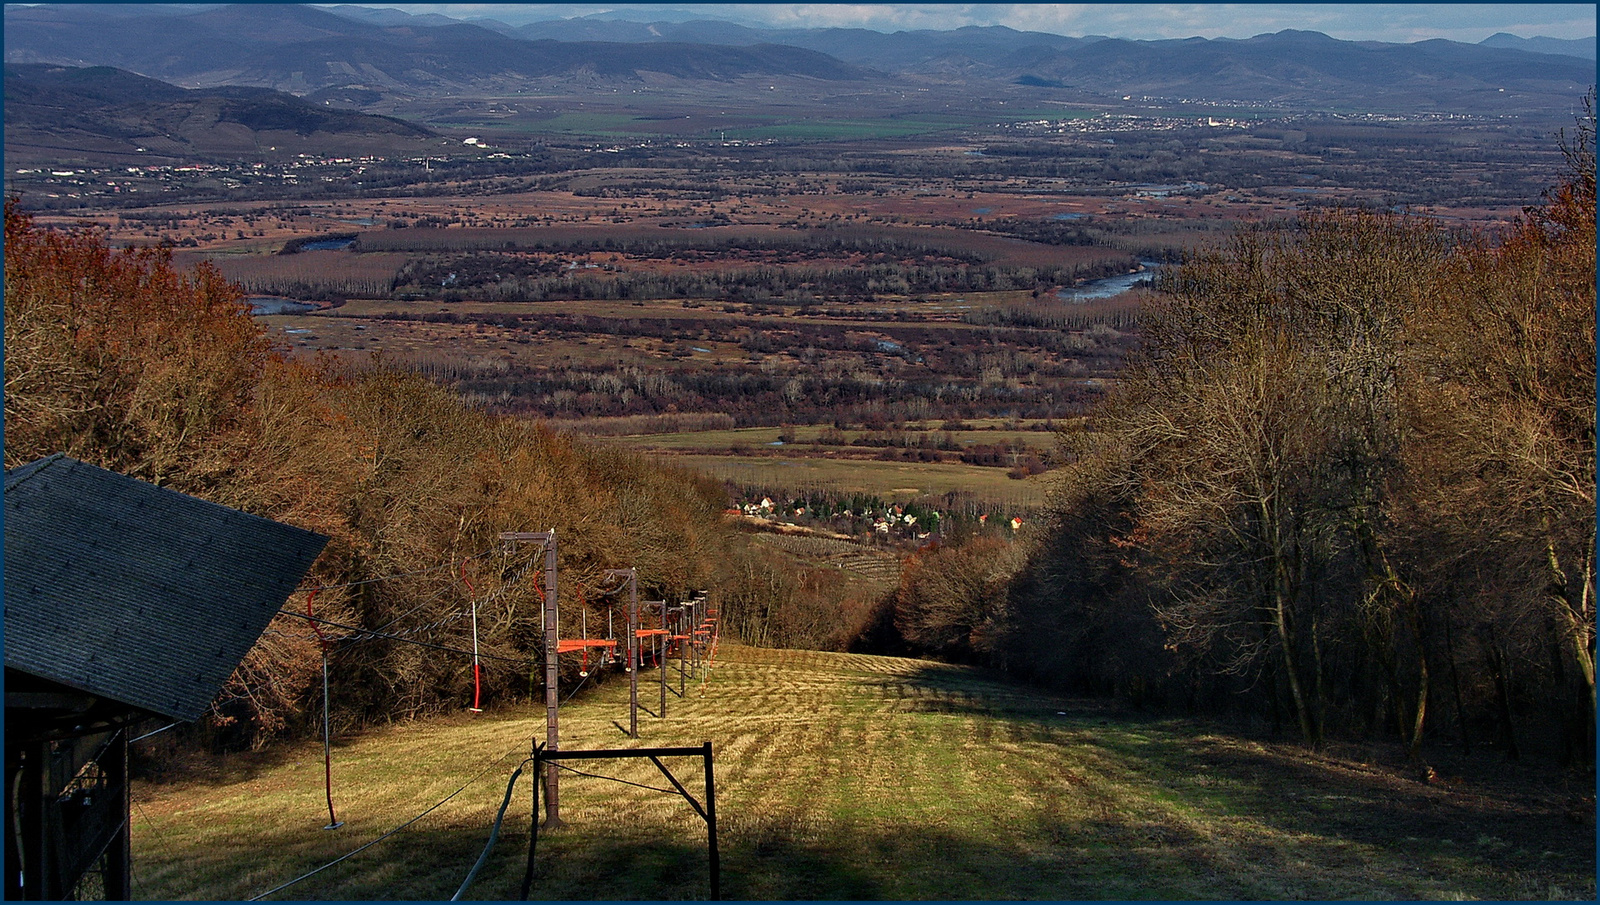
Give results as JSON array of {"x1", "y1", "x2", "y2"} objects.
[{"x1": 340, "y1": 3, "x2": 1598, "y2": 43}]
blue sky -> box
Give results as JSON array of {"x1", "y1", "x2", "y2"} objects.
[{"x1": 334, "y1": 4, "x2": 1597, "y2": 43}]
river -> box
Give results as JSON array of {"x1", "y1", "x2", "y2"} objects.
[
  {"x1": 248, "y1": 297, "x2": 319, "y2": 315},
  {"x1": 1058, "y1": 260, "x2": 1163, "y2": 301}
]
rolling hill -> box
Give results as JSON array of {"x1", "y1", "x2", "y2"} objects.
[
  {"x1": 4, "y1": 3, "x2": 1591, "y2": 117},
  {"x1": 3, "y1": 63, "x2": 435, "y2": 165},
  {"x1": 2, "y1": 3, "x2": 878, "y2": 96}
]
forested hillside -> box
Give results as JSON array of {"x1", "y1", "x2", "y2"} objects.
[
  {"x1": 878, "y1": 107, "x2": 1596, "y2": 766},
  {"x1": 2, "y1": 200, "x2": 867, "y2": 747}
]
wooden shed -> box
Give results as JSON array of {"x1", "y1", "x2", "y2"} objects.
[{"x1": 4, "y1": 454, "x2": 327, "y2": 900}]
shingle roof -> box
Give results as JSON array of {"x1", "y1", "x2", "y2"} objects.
[{"x1": 4, "y1": 454, "x2": 328, "y2": 722}]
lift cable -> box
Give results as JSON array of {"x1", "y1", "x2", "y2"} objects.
[
  {"x1": 278, "y1": 611, "x2": 529, "y2": 664},
  {"x1": 295, "y1": 545, "x2": 497, "y2": 594}
]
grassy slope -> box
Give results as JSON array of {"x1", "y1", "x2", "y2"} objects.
[{"x1": 132, "y1": 645, "x2": 1594, "y2": 901}]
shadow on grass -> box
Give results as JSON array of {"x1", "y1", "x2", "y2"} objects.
[
  {"x1": 153, "y1": 811, "x2": 1195, "y2": 900},
  {"x1": 134, "y1": 659, "x2": 1593, "y2": 901},
  {"x1": 895, "y1": 661, "x2": 1595, "y2": 899},
  {"x1": 136, "y1": 755, "x2": 1593, "y2": 902}
]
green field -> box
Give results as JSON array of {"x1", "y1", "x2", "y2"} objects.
[
  {"x1": 719, "y1": 117, "x2": 973, "y2": 141},
  {"x1": 656, "y1": 453, "x2": 1052, "y2": 509},
  {"x1": 593, "y1": 423, "x2": 1059, "y2": 452},
  {"x1": 430, "y1": 112, "x2": 661, "y2": 138},
  {"x1": 431, "y1": 108, "x2": 1097, "y2": 142},
  {"x1": 131, "y1": 645, "x2": 1594, "y2": 900},
  {"x1": 714, "y1": 108, "x2": 1101, "y2": 142}
]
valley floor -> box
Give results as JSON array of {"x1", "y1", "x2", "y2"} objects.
[{"x1": 132, "y1": 644, "x2": 1595, "y2": 900}]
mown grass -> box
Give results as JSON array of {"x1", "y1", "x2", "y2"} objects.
[{"x1": 132, "y1": 645, "x2": 1594, "y2": 901}]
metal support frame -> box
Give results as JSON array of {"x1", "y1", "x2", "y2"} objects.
[{"x1": 524, "y1": 743, "x2": 718, "y2": 901}]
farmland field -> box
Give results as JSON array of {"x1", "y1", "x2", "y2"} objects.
[
  {"x1": 9, "y1": 9, "x2": 1594, "y2": 903},
  {"x1": 51, "y1": 100, "x2": 1538, "y2": 523},
  {"x1": 661, "y1": 454, "x2": 1053, "y2": 510},
  {"x1": 130, "y1": 645, "x2": 1596, "y2": 901},
  {"x1": 590, "y1": 423, "x2": 1060, "y2": 452}
]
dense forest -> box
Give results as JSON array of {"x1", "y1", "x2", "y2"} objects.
[{"x1": 873, "y1": 111, "x2": 1597, "y2": 766}]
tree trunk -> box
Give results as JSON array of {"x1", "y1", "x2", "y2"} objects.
[
  {"x1": 1482, "y1": 627, "x2": 1521, "y2": 761},
  {"x1": 1311, "y1": 606, "x2": 1327, "y2": 743},
  {"x1": 1262, "y1": 498, "x2": 1317, "y2": 747},
  {"x1": 1404, "y1": 599, "x2": 1429, "y2": 764},
  {"x1": 1546, "y1": 537, "x2": 1596, "y2": 714},
  {"x1": 1273, "y1": 588, "x2": 1317, "y2": 746},
  {"x1": 1443, "y1": 611, "x2": 1471, "y2": 754}
]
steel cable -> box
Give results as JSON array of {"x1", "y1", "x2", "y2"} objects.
[
  {"x1": 551, "y1": 761, "x2": 676, "y2": 795},
  {"x1": 246, "y1": 745, "x2": 526, "y2": 901}
]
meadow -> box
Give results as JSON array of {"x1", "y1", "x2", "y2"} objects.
[
  {"x1": 661, "y1": 454, "x2": 1051, "y2": 512},
  {"x1": 130, "y1": 645, "x2": 1595, "y2": 901}
]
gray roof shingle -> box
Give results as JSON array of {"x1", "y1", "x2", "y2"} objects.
[{"x1": 4, "y1": 454, "x2": 328, "y2": 722}]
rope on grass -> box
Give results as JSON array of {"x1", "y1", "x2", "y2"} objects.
[
  {"x1": 246, "y1": 745, "x2": 527, "y2": 901},
  {"x1": 451, "y1": 761, "x2": 529, "y2": 901}
]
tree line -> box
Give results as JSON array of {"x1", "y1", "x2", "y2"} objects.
[{"x1": 869, "y1": 110, "x2": 1595, "y2": 766}]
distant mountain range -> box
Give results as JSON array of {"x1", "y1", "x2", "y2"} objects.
[
  {"x1": 3, "y1": 3, "x2": 1593, "y2": 117},
  {"x1": 1477, "y1": 32, "x2": 1597, "y2": 59},
  {"x1": 2, "y1": 3, "x2": 874, "y2": 94}
]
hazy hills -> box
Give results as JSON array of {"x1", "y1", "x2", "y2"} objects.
[
  {"x1": 1478, "y1": 32, "x2": 1597, "y2": 59},
  {"x1": 491, "y1": 17, "x2": 1592, "y2": 113},
  {"x1": 3, "y1": 3, "x2": 1593, "y2": 131},
  {"x1": 2, "y1": 3, "x2": 876, "y2": 94}
]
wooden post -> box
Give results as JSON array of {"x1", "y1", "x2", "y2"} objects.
[
  {"x1": 542, "y1": 534, "x2": 560, "y2": 825},
  {"x1": 500, "y1": 530, "x2": 561, "y2": 827},
  {"x1": 658, "y1": 602, "x2": 668, "y2": 719},
  {"x1": 677, "y1": 605, "x2": 687, "y2": 697},
  {"x1": 104, "y1": 732, "x2": 131, "y2": 901},
  {"x1": 628, "y1": 573, "x2": 639, "y2": 739},
  {"x1": 602, "y1": 568, "x2": 640, "y2": 737},
  {"x1": 23, "y1": 740, "x2": 52, "y2": 900}
]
